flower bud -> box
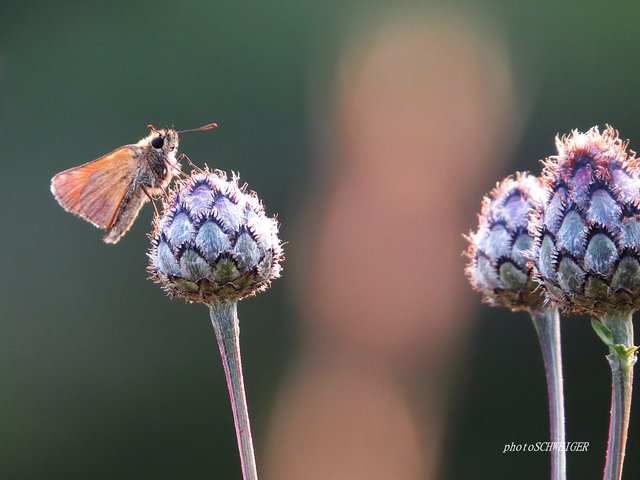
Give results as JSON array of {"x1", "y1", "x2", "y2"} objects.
[
  {"x1": 529, "y1": 126, "x2": 640, "y2": 315},
  {"x1": 148, "y1": 168, "x2": 283, "y2": 303},
  {"x1": 466, "y1": 172, "x2": 545, "y2": 311}
]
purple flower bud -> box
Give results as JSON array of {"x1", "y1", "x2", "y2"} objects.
[
  {"x1": 529, "y1": 126, "x2": 640, "y2": 315},
  {"x1": 466, "y1": 172, "x2": 546, "y2": 311},
  {"x1": 148, "y1": 168, "x2": 283, "y2": 303}
]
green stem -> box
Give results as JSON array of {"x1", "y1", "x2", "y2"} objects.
[
  {"x1": 599, "y1": 310, "x2": 636, "y2": 480},
  {"x1": 209, "y1": 300, "x2": 258, "y2": 480},
  {"x1": 531, "y1": 306, "x2": 566, "y2": 480}
]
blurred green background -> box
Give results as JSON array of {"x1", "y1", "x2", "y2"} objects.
[{"x1": 2, "y1": 1, "x2": 640, "y2": 479}]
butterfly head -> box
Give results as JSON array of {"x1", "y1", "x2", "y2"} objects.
[{"x1": 145, "y1": 125, "x2": 180, "y2": 157}]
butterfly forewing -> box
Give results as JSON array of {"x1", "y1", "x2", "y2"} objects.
[{"x1": 51, "y1": 146, "x2": 138, "y2": 230}]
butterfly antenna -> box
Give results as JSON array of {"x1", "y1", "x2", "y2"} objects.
[{"x1": 177, "y1": 123, "x2": 218, "y2": 134}]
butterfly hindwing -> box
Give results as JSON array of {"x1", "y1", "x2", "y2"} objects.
[{"x1": 102, "y1": 187, "x2": 148, "y2": 244}]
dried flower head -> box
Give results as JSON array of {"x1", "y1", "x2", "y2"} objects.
[
  {"x1": 466, "y1": 172, "x2": 546, "y2": 311},
  {"x1": 148, "y1": 168, "x2": 283, "y2": 303},
  {"x1": 529, "y1": 126, "x2": 640, "y2": 315}
]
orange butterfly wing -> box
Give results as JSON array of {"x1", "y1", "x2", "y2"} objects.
[{"x1": 50, "y1": 146, "x2": 139, "y2": 230}]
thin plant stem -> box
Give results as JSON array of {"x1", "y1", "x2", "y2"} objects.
[
  {"x1": 531, "y1": 306, "x2": 566, "y2": 480},
  {"x1": 209, "y1": 300, "x2": 258, "y2": 480},
  {"x1": 600, "y1": 310, "x2": 636, "y2": 480}
]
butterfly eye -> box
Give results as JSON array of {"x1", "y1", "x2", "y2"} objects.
[{"x1": 151, "y1": 136, "x2": 164, "y2": 149}]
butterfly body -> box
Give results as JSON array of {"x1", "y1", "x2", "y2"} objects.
[{"x1": 51, "y1": 127, "x2": 181, "y2": 243}]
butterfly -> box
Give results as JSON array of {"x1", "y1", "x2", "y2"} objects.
[{"x1": 50, "y1": 123, "x2": 217, "y2": 243}]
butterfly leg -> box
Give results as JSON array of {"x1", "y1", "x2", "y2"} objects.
[
  {"x1": 165, "y1": 159, "x2": 189, "y2": 179},
  {"x1": 177, "y1": 153, "x2": 203, "y2": 172},
  {"x1": 140, "y1": 184, "x2": 160, "y2": 217}
]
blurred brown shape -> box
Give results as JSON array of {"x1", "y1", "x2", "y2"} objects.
[
  {"x1": 266, "y1": 356, "x2": 429, "y2": 480},
  {"x1": 265, "y1": 9, "x2": 517, "y2": 480}
]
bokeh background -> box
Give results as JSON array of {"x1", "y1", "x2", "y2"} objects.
[{"x1": 2, "y1": 1, "x2": 640, "y2": 479}]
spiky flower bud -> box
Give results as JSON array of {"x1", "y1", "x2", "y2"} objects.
[
  {"x1": 148, "y1": 168, "x2": 283, "y2": 304},
  {"x1": 466, "y1": 172, "x2": 546, "y2": 311},
  {"x1": 529, "y1": 126, "x2": 640, "y2": 315}
]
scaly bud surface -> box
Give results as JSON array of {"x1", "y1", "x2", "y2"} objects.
[
  {"x1": 529, "y1": 126, "x2": 640, "y2": 316},
  {"x1": 148, "y1": 168, "x2": 283, "y2": 304},
  {"x1": 466, "y1": 172, "x2": 546, "y2": 311}
]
